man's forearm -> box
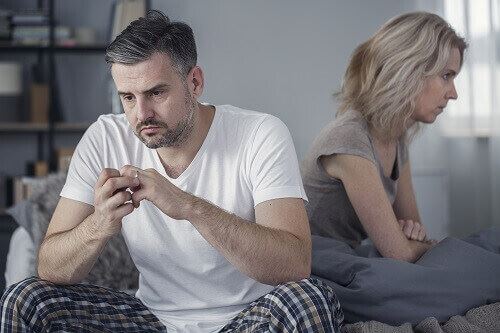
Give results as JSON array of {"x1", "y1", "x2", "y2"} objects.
[
  {"x1": 38, "y1": 214, "x2": 109, "y2": 284},
  {"x1": 185, "y1": 197, "x2": 311, "y2": 286}
]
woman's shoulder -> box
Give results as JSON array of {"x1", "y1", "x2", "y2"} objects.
[
  {"x1": 317, "y1": 109, "x2": 370, "y2": 144},
  {"x1": 302, "y1": 109, "x2": 375, "y2": 168}
]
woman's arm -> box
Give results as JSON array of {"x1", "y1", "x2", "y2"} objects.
[
  {"x1": 320, "y1": 154, "x2": 431, "y2": 262},
  {"x1": 393, "y1": 161, "x2": 428, "y2": 241}
]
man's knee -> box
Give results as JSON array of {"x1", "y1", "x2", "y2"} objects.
[
  {"x1": 270, "y1": 278, "x2": 344, "y2": 330},
  {"x1": 275, "y1": 278, "x2": 339, "y2": 304},
  {"x1": 1, "y1": 277, "x2": 53, "y2": 312}
]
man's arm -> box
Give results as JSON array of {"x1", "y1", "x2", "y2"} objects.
[
  {"x1": 38, "y1": 169, "x2": 138, "y2": 284},
  {"x1": 187, "y1": 197, "x2": 311, "y2": 285},
  {"x1": 121, "y1": 166, "x2": 311, "y2": 286}
]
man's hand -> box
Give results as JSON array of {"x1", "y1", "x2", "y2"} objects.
[
  {"x1": 120, "y1": 165, "x2": 193, "y2": 220},
  {"x1": 93, "y1": 168, "x2": 139, "y2": 237},
  {"x1": 397, "y1": 219, "x2": 427, "y2": 242}
]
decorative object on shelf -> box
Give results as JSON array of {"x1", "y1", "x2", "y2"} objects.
[
  {"x1": 110, "y1": 0, "x2": 146, "y2": 115},
  {"x1": 56, "y1": 148, "x2": 74, "y2": 172},
  {"x1": 25, "y1": 160, "x2": 48, "y2": 177},
  {"x1": 0, "y1": 62, "x2": 22, "y2": 122},
  {"x1": 111, "y1": 0, "x2": 146, "y2": 40},
  {"x1": 29, "y1": 63, "x2": 49, "y2": 124},
  {"x1": 29, "y1": 84, "x2": 49, "y2": 123}
]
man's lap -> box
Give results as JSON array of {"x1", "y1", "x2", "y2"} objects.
[{"x1": 1, "y1": 277, "x2": 342, "y2": 333}]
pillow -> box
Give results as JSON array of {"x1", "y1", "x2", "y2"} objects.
[{"x1": 7, "y1": 173, "x2": 139, "y2": 291}]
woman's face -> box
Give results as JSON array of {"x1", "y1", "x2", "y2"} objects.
[{"x1": 412, "y1": 47, "x2": 461, "y2": 124}]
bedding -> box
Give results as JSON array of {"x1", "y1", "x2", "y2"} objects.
[
  {"x1": 4, "y1": 226, "x2": 36, "y2": 288},
  {"x1": 342, "y1": 302, "x2": 500, "y2": 333},
  {"x1": 311, "y1": 228, "x2": 500, "y2": 326},
  {"x1": 5, "y1": 172, "x2": 139, "y2": 291}
]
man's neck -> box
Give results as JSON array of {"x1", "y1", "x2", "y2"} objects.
[{"x1": 156, "y1": 103, "x2": 215, "y2": 179}]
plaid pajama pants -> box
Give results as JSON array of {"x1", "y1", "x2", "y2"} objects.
[{"x1": 1, "y1": 277, "x2": 343, "y2": 332}]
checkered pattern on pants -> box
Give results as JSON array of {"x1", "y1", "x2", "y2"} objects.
[
  {"x1": 219, "y1": 278, "x2": 343, "y2": 333},
  {"x1": 1, "y1": 277, "x2": 343, "y2": 332}
]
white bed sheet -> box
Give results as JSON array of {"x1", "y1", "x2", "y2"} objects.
[{"x1": 4, "y1": 226, "x2": 36, "y2": 288}]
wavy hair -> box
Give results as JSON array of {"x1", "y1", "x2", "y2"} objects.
[{"x1": 337, "y1": 12, "x2": 467, "y2": 141}]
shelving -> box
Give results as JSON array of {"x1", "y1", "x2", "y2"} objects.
[
  {"x1": 0, "y1": 0, "x2": 109, "y2": 208},
  {"x1": 0, "y1": 122, "x2": 90, "y2": 132},
  {"x1": 0, "y1": 43, "x2": 107, "y2": 53}
]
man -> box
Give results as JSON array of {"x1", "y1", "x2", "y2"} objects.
[{"x1": 1, "y1": 10, "x2": 342, "y2": 332}]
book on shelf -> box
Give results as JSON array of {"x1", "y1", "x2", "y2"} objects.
[
  {"x1": 12, "y1": 25, "x2": 72, "y2": 45},
  {"x1": 11, "y1": 11, "x2": 48, "y2": 26}
]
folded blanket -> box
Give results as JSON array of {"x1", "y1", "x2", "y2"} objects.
[
  {"x1": 312, "y1": 228, "x2": 500, "y2": 325},
  {"x1": 342, "y1": 301, "x2": 500, "y2": 333}
]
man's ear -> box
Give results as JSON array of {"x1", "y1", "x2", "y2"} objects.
[{"x1": 187, "y1": 66, "x2": 204, "y2": 98}]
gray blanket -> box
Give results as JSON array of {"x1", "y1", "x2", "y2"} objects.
[
  {"x1": 342, "y1": 302, "x2": 500, "y2": 333},
  {"x1": 311, "y1": 228, "x2": 500, "y2": 326}
]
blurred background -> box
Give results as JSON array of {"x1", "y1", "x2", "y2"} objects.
[{"x1": 0, "y1": 0, "x2": 498, "y2": 290}]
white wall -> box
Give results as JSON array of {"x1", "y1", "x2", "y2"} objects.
[{"x1": 151, "y1": 0, "x2": 417, "y2": 158}]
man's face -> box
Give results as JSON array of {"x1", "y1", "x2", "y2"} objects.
[{"x1": 111, "y1": 52, "x2": 196, "y2": 148}]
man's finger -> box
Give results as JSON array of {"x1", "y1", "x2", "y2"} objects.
[
  {"x1": 95, "y1": 168, "x2": 120, "y2": 189},
  {"x1": 102, "y1": 176, "x2": 139, "y2": 198}
]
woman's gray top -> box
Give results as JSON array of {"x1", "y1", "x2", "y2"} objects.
[{"x1": 301, "y1": 109, "x2": 408, "y2": 247}]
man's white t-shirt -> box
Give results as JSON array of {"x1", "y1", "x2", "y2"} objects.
[{"x1": 60, "y1": 104, "x2": 307, "y2": 332}]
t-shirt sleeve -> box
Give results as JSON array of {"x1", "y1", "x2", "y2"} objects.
[
  {"x1": 248, "y1": 115, "x2": 307, "y2": 206},
  {"x1": 60, "y1": 121, "x2": 105, "y2": 206},
  {"x1": 315, "y1": 122, "x2": 376, "y2": 165}
]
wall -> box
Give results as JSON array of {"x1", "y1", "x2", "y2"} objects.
[
  {"x1": 2, "y1": 1, "x2": 496, "y2": 238},
  {"x1": 151, "y1": 0, "x2": 417, "y2": 158}
]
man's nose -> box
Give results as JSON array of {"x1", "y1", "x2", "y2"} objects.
[{"x1": 136, "y1": 97, "x2": 155, "y2": 121}]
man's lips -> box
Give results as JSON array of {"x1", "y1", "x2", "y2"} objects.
[{"x1": 140, "y1": 126, "x2": 161, "y2": 134}]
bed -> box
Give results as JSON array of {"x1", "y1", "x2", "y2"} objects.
[{"x1": 4, "y1": 173, "x2": 500, "y2": 332}]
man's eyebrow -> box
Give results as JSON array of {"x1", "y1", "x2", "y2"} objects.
[{"x1": 117, "y1": 83, "x2": 170, "y2": 96}]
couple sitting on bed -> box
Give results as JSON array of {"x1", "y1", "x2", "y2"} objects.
[{"x1": 1, "y1": 9, "x2": 494, "y2": 333}]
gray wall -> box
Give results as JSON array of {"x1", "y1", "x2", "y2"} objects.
[
  {"x1": 2, "y1": 0, "x2": 497, "y2": 237},
  {"x1": 151, "y1": 0, "x2": 417, "y2": 158}
]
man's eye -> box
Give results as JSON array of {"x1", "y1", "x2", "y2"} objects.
[
  {"x1": 152, "y1": 90, "x2": 163, "y2": 96},
  {"x1": 122, "y1": 95, "x2": 134, "y2": 101}
]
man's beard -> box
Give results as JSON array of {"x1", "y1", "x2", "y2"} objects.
[{"x1": 134, "y1": 94, "x2": 196, "y2": 149}]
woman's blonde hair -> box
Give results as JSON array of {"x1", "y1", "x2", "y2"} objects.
[{"x1": 337, "y1": 12, "x2": 467, "y2": 141}]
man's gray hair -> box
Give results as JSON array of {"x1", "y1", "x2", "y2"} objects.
[{"x1": 105, "y1": 10, "x2": 197, "y2": 77}]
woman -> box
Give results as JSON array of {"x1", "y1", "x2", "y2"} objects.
[{"x1": 302, "y1": 12, "x2": 467, "y2": 262}]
